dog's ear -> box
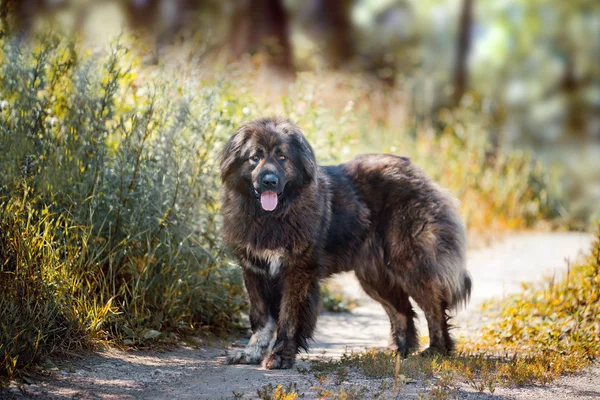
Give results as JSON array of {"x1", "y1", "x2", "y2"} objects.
[
  {"x1": 292, "y1": 130, "x2": 318, "y2": 183},
  {"x1": 220, "y1": 127, "x2": 247, "y2": 183}
]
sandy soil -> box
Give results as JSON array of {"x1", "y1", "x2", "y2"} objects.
[{"x1": 2, "y1": 232, "x2": 598, "y2": 400}]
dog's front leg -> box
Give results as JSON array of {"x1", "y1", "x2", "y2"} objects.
[
  {"x1": 263, "y1": 268, "x2": 320, "y2": 369},
  {"x1": 228, "y1": 268, "x2": 277, "y2": 365}
]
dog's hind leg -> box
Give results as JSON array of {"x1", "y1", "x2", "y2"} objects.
[
  {"x1": 228, "y1": 268, "x2": 280, "y2": 365},
  {"x1": 355, "y1": 272, "x2": 418, "y2": 358},
  {"x1": 409, "y1": 284, "x2": 454, "y2": 355}
]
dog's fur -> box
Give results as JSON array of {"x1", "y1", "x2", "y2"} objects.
[{"x1": 220, "y1": 118, "x2": 471, "y2": 369}]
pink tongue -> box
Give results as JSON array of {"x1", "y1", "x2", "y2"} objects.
[{"x1": 260, "y1": 191, "x2": 278, "y2": 211}]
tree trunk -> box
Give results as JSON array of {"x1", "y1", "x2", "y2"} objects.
[
  {"x1": 299, "y1": 0, "x2": 353, "y2": 69},
  {"x1": 228, "y1": 0, "x2": 292, "y2": 71},
  {"x1": 453, "y1": 0, "x2": 473, "y2": 106},
  {"x1": 0, "y1": 0, "x2": 40, "y2": 38},
  {"x1": 124, "y1": 0, "x2": 160, "y2": 33},
  {"x1": 317, "y1": 0, "x2": 353, "y2": 68}
]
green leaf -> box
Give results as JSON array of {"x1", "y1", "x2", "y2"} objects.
[{"x1": 143, "y1": 329, "x2": 161, "y2": 340}]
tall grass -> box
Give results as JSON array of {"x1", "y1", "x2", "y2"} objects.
[{"x1": 0, "y1": 35, "x2": 248, "y2": 379}]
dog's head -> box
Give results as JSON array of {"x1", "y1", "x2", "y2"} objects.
[{"x1": 220, "y1": 118, "x2": 317, "y2": 212}]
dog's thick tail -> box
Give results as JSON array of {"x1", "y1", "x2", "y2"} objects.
[
  {"x1": 454, "y1": 271, "x2": 472, "y2": 310},
  {"x1": 436, "y1": 196, "x2": 471, "y2": 311}
]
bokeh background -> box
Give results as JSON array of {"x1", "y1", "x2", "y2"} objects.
[
  {"x1": 3, "y1": 0, "x2": 598, "y2": 222},
  {"x1": 0, "y1": 0, "x2": 599, "y2": 381}
]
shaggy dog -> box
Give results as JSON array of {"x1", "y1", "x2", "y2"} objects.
[{"x1": 220, "y1": 118, "x2": 471, "y2": 369}]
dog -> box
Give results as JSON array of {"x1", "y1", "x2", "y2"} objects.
[{"x1": 220, "y1": 118, "x2": 471, "y2": 369}]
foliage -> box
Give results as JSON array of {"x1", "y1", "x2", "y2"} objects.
[
  {"x1": 257, "y1": 383, "x2": 302, "y2": 400},
  {"x1": 320, "y1": 281, "x2": 358, "y2": 313},
  {"x1": 0, "y1": 198, "x2": 87, "y2": 380},
  {"x1": 0, "y1": 34, "x2": 248, "y2": 380}
]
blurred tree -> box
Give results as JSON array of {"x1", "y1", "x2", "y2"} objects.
[
  {"x1": 472, "y1": 0, "x2": 600, "y2": 141},
  {"x1": 357, "y1": 1, "x2": 418, "y2": 85},
  {"x1": 453, "y1": 0, "x2": 473, "y2": 105},
  {"x1": 298, "y1": 0, "x2": 354, "y2": 68},
  {"x1": 228, "y1": 0, "x2": 292, "y2": 71},
  {"x1": 121, "y1": 0, "x2": 202, "y2": 63},
  {"x1": 0, "y1": 0, "x2": 79, "y2": 38},
  {"x1": 123, "y1": 0, "x2": 198, "y2": 40},
  {"x1": 0, "y1": 0, "x2": 42, "y2": 37},
  {"x1": 124, "y1": 0, "x2": 160, "y2": 34}
]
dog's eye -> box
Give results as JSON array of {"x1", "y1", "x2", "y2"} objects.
[
  {"x1": 250, "y1": 155, "x2": 260, "y2": 162},
  {"x1": 278, "y1": 155, "x2": 286, "y2": 161}
]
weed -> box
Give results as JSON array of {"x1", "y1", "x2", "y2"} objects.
[
  {"x1": 257, "y1": 383, "x2": 303, "y2": 400},
  {"x1": 321, "y1": 281, "x2": 358, "y2": 313},
  {"x1": 315, "y1": 385, "x2": 368, "y2": 400},
  {"x1": 340, "y1": 349, "x2": 397, "y2": 378},
  {"x1": 333, "y1": 367, "x2": 349, "y2": 386},
  {"x1": 427, "y1": 365, "x2": 457, "y2": 400}
]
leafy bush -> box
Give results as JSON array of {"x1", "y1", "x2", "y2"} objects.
[
  {"x1": 320, "y1": 281, "x2": 358, "y2": 313},
  {"x1": 0, "y1": 198, "x2": 87, "y2": 380},
  {"x1": 0, "y1": 34, "x2": 248, "y2": 379}
]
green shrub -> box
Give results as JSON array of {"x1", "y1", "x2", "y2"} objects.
[
  {"x1": 320, "y1": 280, "x2": 358, "y2": 313},
  {"x1": 0, "y1": 34, "x2": 248, "y2": 379}
]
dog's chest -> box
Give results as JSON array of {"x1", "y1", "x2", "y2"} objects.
[{"x1": 244, "y1": 248, "x2": 286, "y2": 277}]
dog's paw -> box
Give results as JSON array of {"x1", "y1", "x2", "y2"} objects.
[
  {"x1": 389, "y1": 341, "x2": 411, "y2": 359},
  {"x1": 226, "y1": 350, "x2": 245, "y2": 364},
  {"x1": 395, "y1": 345, "x2": 410, "y2": 359},
  {"x1": 262, "y1": 353, "x2": 295, "y2": 370},
  {"x1": 227, "y1": 349, "x2": 262, "y2": 365}
]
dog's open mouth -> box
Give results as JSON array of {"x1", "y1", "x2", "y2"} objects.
[{"x1": 253, "y1": 189, "x2": 280, "y2": 211}]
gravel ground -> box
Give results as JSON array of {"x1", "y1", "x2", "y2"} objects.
[{"x1": 1, "y1": 232, "x2": 597, "y2": 400}]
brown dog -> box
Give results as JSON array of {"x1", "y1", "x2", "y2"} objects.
[{"x1": 220, "y1": 118, "x2": 471, "y2": 369}]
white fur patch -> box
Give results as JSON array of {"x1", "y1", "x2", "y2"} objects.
[
  {"x1": 247, "y1": 248, "x2": 286, "y2": 277},
  {"x1": 228, "y1": 317, "x2": 276, "y2": 364},
  {"x1": 244, "y1": 317, "x2": 276, "y2": 361},
  {"x1": 242, "y1": 259, "x2": 267, "y2": 275},
  {"x1": 268, "y1": 255, "x2": 283, "y2": 277}
]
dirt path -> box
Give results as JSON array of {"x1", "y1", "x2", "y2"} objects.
[{"x1": 3, "y1": 232, "x2": 597, "y2": 400}]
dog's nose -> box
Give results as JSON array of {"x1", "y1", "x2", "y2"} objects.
[{"x1": 262, "y1": 173, "x2": 279, "y2": 189}]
